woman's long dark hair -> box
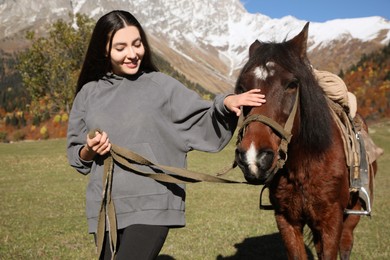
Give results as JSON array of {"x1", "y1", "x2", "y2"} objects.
[{"x1": 75, "y1": 10, "x2": 158, "y2": 96}]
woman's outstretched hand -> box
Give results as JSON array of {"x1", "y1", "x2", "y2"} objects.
[{"x1": 224, "y1": 89, "x2": 266, "y2": 116}]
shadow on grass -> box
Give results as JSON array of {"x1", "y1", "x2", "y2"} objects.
[
  {"x1": 216, "y1": 232, "x2": 314, "y2": 260},
  {"x1": 157, "y1": 255, "x2": 176, "y2": 260}
]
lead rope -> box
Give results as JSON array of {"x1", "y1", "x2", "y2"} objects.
[
  {"x1": 95, "y1": 148, "x2": 117, "y2": 259},
  {"x1": 89, "y1": 130, "x2": 244, "y2": 259}
]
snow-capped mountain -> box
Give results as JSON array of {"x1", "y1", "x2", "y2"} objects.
[{"x1": 1, "y1": 0, "x2": 389, "y2": 93}]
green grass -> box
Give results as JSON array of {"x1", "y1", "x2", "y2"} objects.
[{"x1": 0, "y1": 121, "x2": 389, "y2": 259}]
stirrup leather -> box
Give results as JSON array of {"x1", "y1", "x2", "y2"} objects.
[{"x1": 344, "y1": 131, "x2": 372, "y2": 216}]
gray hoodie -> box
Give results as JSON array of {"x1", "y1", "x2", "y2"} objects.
[{"x1": 67, "y1": 71, "x2": 237, "y2": 233}]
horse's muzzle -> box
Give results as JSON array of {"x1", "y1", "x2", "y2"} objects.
[{"x1": 235, "y1": 147, "x2": 275, "y2": 185}]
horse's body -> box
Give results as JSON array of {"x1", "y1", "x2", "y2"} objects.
[{"x1": 234, "y1": 23, "x2": 376, "y2": 259}]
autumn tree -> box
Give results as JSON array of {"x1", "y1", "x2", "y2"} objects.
[
  {"x1": 342, "y1": 42, "x2": 390, "y2": 120},
  {"x1": 17, "y1": 13, "x2": 95, "y2": 116}
]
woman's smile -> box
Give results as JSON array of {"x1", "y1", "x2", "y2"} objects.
[{"x1": 109, "y1": 25, "x2": 145, "y2": 76}]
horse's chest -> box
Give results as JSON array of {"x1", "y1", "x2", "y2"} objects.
[{"x1": 272, "y1": 178, "x2": 328, "y2": 214}]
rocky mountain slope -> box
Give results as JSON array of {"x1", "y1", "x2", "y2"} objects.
[{"x1": 1, "y1": 0, "x2": 389, "y2": 93}]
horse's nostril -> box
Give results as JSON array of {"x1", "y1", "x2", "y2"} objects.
[{"x1": 258, "y1": 150, "x2": 274, "y2": 171}]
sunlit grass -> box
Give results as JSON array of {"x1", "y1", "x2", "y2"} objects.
[{"x1": 0, "y1": 120, "x2": 389, "y2": 259}]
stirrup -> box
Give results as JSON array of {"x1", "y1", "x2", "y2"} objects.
[
  {"x1": 344, "y1": 187, "x2": 372, "y2": 216},
  {"x1": 344, "y1": 130, "x2": 372, "y2": 217}
]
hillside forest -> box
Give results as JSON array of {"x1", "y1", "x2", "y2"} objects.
[{"x1": 0, "y1": 14, "x2": 389, "y2": 142}]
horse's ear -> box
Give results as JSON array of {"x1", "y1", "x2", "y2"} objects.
[
  {"x1": 289, "y1": 22, "x2": 309, "y2": 59},
  {"x1": 249, "y1": 40, "x2": 262, "y2": 58}
]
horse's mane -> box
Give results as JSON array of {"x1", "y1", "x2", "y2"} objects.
[
  {"x1": 246, "y1": 41, "x2": 334, "y2": 154},
  {"x1": 295, "y1": 60, "x2": 333, "y2": 154}
]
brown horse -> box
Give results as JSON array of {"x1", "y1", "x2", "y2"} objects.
[{"x1": 234, "y1": 22, "x2": 376, "y2": 259}]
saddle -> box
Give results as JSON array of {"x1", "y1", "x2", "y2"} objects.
[{"x1": 316, "y1": 69, "x2": 383, "y2": 216}]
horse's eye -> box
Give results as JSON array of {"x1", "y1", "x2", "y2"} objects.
[
  {"x1": 287, "y1": 80, "x2": 299, "y2": 89},
  {"x1": 235, "y1": 84, "x2": 245, "y2": 94}
]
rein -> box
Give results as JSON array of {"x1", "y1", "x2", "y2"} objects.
[
  {"x1": 89, "y1": 130, "x2": 244, "y2": 259},
  {"x1": 237, "y1": 90, "x2": 300, "y2": 186}
]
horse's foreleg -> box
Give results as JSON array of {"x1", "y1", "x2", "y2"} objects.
[
  {"x1": 275, "y1": 214, "x2": 307, "y2": 260},
  {"x1": 339, "y1": 193, "x2": 361, "y2": 260},
  {"x1": 313, "y1": 207, "x2": 344, "y2": 260},
  {"x1": 339, "y1": 214, "x2": 360, "y2": 260}
]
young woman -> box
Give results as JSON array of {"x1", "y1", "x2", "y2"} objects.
[{"x1": 67, "y1": 10, "x2": 265, "y2": 260}]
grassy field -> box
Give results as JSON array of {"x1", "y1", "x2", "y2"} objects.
[{"x1": 0, "y1": 120, "x2": 389, "y2": 259}]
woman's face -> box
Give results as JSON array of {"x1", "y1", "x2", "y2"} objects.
[{"x1": 108, "y1": 25, "x2": 145, "y2": 76}]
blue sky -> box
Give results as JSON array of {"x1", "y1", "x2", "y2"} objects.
[{"x1": 240, "y1": 0, "x2": 390, "y2": 22}]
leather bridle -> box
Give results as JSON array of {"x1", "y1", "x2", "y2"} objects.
[{"x1": 236, "y1": 90, "x2": 300, "y2": 185}]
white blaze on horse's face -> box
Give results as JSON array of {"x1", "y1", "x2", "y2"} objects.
[
  {"x1": 253, "y1": 62, "x2": 276, "y2": 81},
  {"x1": 246, "y1": 142, "x2": 259, "y2": 174}
]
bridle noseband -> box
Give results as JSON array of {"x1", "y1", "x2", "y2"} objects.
[{"x1": 236, "y1": 90, "x2": 300, "y2": 185}]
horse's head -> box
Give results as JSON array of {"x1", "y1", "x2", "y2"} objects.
[{"x1": 235, "y1": 22, "x2": 332, "y2": 185}]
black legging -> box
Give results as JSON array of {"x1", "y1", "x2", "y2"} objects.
[{"x1": 98, "y1": 224, "x2": 169, "y2": 260}]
